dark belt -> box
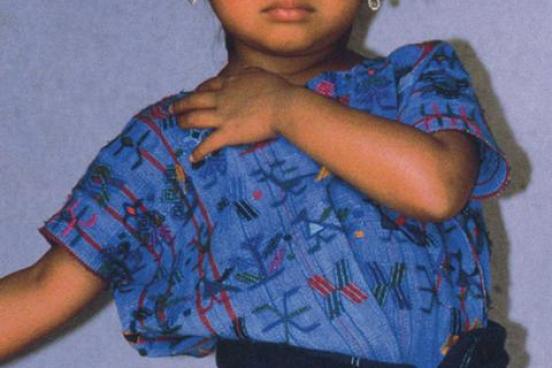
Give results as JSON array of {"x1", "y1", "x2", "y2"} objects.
[
  {"x1": 216, "y1": 337, "x2": 414, "y2": 368},
  {"x1": 437, "y1": 319, "x2": 510, "y2": 368},
  {"x1": 215, "y1": 319, "x2": 509, "y2": 368}
]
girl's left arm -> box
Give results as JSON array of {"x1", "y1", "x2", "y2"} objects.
[{"x1": 275, "y1": 86, "x2": 479, "y2": 223}]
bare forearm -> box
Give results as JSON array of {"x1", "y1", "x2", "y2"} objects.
[
  {"x1": 0, "y1": 245, "x2": 108, "y2": 362},
  {"x1": 0, "y1": 265, "x2": 49, "y2": 360},
  {"x1": 277, "y1": 87, "x2": 475, "y2": 221}
]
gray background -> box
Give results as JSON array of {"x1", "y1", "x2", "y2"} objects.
[{"x1": 0, "y1": 1, "x2": 549, "y2": 367}]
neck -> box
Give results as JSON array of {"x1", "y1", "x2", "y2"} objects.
[{"x1": 218, "y1": 31, "x2": 364, "y2": 86}]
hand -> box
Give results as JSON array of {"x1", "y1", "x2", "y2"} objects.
[{"x1": 168, "y1": 66, "x2": 298, "y2": 163}]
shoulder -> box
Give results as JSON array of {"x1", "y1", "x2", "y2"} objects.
[
  {"x1": 387, "y1": 39, "x2": 458, "y2": 72},
  {"x1": 103, "y1": 89, "x2": 200, "y2": 154},
  {"x1": 133, "y1": 89, "x2": 191, "y2": 132},
  {"x1": 386, "y1": 40, "x2": 470, "y2": 96},
  {"x1": 88, "y1": 88, "x2": 205, "y2": 185}
]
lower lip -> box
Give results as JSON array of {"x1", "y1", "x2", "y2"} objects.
[{"x1": 264, "y1": 7, "x2": 312, "y2": 21}]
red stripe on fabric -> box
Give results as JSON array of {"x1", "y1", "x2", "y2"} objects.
[
  {"x1": 342, "y1": 286, "x2": 363, "y2": 303},
  {"x1": 195, "y1": 251, "x2": 217, "y2": 334},
  {"x1": 103, "y1": 204, "x2": 162, "y2": 262},
  {"x1": 118, "y1": 185, "x2": 148, "y2": 213},
  {"x1": 139, "y1": 147, "x2": 166, "y2": 173},
  {"x1": 343, "y1": 284, "x2": 368, "y2": 302},
  {"x1": 436, "y1": 273, "x2": 442, "y2": 292},
  {"x1": 117, "y1": 179, "x2": 177, "y2": 324},
  {"x1": 308, "y1": 275, "x2": 326, "y2": 293},
  {"x1": 119, "y1": 185, "x2": 137, "y2": 202},
  {"x1": 319, "y1": 276, "x2": 336, "y2": 293},
  {"x1": 308, "y1": 275, "x2": 335, "y2": 295},
  {"x1": 309, "y1": 282, "x2": 330, "y2": 296},
  {"x1": 471, "y1": 158, "x2": 511, "y2": 200},
  {"x1": 138, "y1": 117, "x2": 180, "y2": 164},
  {"x1": 71, "y1": 226, "x2": 103, "y2": 251},
  {"x1": 345, "y1": 284, "x2": 368, "y2": 303},
  {"x1": 137, "y1": 288, "x2": 147, "y2": 329},
  {"x1": 458, "y1": 105, "x2": 482, "y2": 137},
  {"x1": 209, "y1": 256, "x2": 239, "y2": 321},
  {"x1": 189, "y1": 167, "x2": 240, "y2": 322},
  {"x1": 409, "y1": 118, "x2": 511, "y2": 200},
  {"x1": 38, "y1": 226, "x2": 110, "y2": 289},
  {"x1": 413, "y1": 41, "x2": 438, "y2": 68},
  {"x1": 138, "y1": 110, "x2": 240, "y2": 331},
  {"x1": 412, "y1": 113, "x2": 483, "y2": 140},
  {"x1": 103, "y1": 205, "x2": 136, "y2": 234}
]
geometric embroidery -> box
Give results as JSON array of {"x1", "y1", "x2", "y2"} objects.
[
  {"x1": 308, "y1": 259, "x2": 369, "y2": 319},
  {"x1": 38, "y1": 40, "x2": 510, "y2": 366},
  {"x1": 252, "y1": 286, "x2": 321, "y2": 343},
  {"x1": 364, "y1": 261, "x2": 411, "y2": 309}
]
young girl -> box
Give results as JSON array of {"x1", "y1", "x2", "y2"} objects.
[{"x1": 0, "y1": 0, "x2": 511, "y2": 367}]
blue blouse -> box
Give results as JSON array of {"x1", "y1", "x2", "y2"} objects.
[{"x1": 39, "y1": 40, "x2": 511, "y2": 368}]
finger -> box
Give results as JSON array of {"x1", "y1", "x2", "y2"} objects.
[
  {"x1": 171, "y1": 91, "x2": 217, "y2": 115},
  {"x1": 195, "y1": 76, "x2": 224, "y2": 92},
  {"x1": 189, "y1": 129, "x2": 227, "y2": 163},
  {"x1": 177, "y1": 108, "x2": 220, "y2": 129}
]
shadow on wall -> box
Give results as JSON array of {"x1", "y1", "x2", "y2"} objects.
[
  {"x1": 349, "y1": 4, "x2": 531, "y2": 368},
  {"x1": 452, "y1": 39, "x2": 531, "y2": 368},
  {"x1": 4, "y1": 2, "x2": 531, "y2": 367}
]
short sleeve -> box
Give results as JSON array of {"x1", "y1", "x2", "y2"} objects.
[
  {"x1": 393, "y1": 40, "x2": 511, "y2": 200},
  {"x1": 38, "y1": 115, "x2": 165, "y2": 287},
  {"x1": 38, "y1": 92, "x2": 221, "y2": 357},
  {"x1": 36, "y1": 90, "x2": 195, "y2": 291}
]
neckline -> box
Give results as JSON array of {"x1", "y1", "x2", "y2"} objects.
[
  {"x1": 303, "y1": 57, "x2": 371, "y2": 89},
  {"x1": 177, "y1": 56, "x2": 372, "y2": 98}
]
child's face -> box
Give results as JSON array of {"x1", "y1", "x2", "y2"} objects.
[{"x1": 210, "y1": 0, "x2": 362, "y2": 56}]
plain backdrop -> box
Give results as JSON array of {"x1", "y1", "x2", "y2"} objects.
[{"x1": 1, "y1": 1, "x2": 550, "y2": 367}]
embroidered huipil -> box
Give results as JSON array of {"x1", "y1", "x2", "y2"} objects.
[{"x1": 38, "y1": 40, "x2": 511, "y2": 368}]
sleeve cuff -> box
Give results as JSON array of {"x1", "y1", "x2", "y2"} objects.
[{"x1": 38, "y1": 225, "x2": 111, "y2": 289}]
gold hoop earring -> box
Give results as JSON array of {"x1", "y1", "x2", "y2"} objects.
[{"x1": 368, "y1": 0, "x2": 381, "y2": 11}]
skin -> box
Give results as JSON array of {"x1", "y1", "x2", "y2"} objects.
[
  {"x1": 208, "y1": 0, "x2": 366, "y2": 85},
  {"x1": 0, "y1": 0, "x2": 479, "y2": 361},
  {"x1": 0, "y1": 245, "x2": 107, "y2": 362},
  {"x1": 170, "y1": 0, "x2": 479, "y2": 222}
]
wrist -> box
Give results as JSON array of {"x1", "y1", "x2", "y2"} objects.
[{"x1": 273, "y1": 85, "x2": 305, "y2": 135}]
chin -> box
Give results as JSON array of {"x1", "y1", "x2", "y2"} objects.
[{"x1": 258, "y1": 34, "x2": 318, "y2": 55}]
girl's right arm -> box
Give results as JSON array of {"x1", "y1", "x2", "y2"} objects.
[{"x1": 0, "y1": 245, "x2": 107, "y2": 362}]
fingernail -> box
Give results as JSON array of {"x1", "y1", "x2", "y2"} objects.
[{"x1": 188, "y1": 154, "x2": 195, "y2": 163}]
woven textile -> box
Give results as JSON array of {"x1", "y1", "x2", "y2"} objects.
[{"x1": 39, "y1": 40, "x2": 510, "y2": 368}]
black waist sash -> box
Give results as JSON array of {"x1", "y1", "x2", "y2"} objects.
[{"x1": 215, "y1": 319, "x2": 509, "y2": 368}]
